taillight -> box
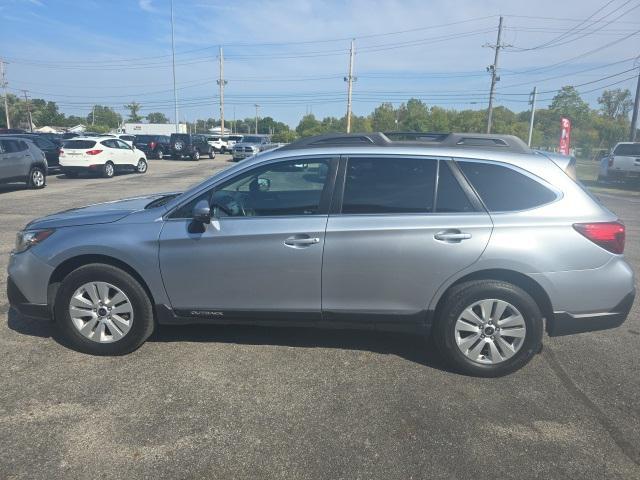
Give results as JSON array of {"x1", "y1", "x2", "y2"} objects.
[
  {"x1": 59, "y1": 149, "x2": 64, "y2": 156},
  {"x1": 608, "y1": 155, "x2": 614, "y2": 167},
  {"x1": 573, "y1": 221, "x2": 625, "y2": 254},
  {"x1": 149, "y1": 141, "x2": 156, "y2": 149},
  {"x1": 86, "y1": 149, "x2": 103, "y2": 155}
]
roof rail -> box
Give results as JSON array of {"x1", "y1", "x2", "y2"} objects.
[{"x1": 281, "y1": 132, "x2": 531, "y2": 154}]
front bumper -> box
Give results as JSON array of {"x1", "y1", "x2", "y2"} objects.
[
  {"x1": 549, "y1": 291, "x2": 635, "y2": 336},
  {"x1": 7, "y1": 276, "x2": 50, "y2": 320}
]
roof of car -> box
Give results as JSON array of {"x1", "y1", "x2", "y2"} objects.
[{"x1": 280, "y1": 132, "x2": 531, "y2": 154}]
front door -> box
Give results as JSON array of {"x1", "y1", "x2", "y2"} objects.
[
  {"x1": 0, "y1": 139, "x2": 28, "y2": 181},
  {"x1": 322, "y1": 155, "x2": 493, "y2": 327},
  {"x1": 159, "y1": 157, "x2": 336, "y2": 321}
]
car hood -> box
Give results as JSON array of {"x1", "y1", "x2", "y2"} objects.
[{"x1": 25, "y1": 193, "x2": 171, "y2": 230}]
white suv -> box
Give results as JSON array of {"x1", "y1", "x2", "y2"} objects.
[{"x1": 60, "y1": 137, "x2": 148, "y2": 178}]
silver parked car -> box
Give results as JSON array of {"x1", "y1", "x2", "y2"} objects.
[
  {"x1": 0, "y1": 136, "x2": 48, "y2": 189},
  {"x1": 7, "y1": 133, "x2": 635, "y2": 376}
]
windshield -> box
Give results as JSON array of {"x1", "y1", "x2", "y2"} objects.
[
  {"x1": 613, "y1": 144, "x2": 640, "y2": 156},
  {"x1": 241, "y1": 136, "x2": 265, "y2": 144},
  {"x1": 135, "y1": 135, "x2": 156, "y2": 142},
  {"x1": 170, "y1": 134, "x2": 189, "y2": 141}
]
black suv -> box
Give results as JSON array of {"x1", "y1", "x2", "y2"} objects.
[
  {"x1": 10, "y1": 134, "x2": 62, "y2": 168},
  {"x1": 169, "y1": 134, "x2": 214, "y2": 161},
  {"x1": 133, "y1": 135, "x2": 170, "y2": 159}
]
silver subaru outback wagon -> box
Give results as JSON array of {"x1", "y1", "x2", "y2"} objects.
[{"x1": 7, "y1": 133, "x2": 635, "y2": 376}]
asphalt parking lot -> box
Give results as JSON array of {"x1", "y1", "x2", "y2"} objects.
[{"x1": 0, "y1": 156, "x2": 639, "y2": 479}]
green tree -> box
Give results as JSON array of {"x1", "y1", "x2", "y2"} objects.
[
  {"x1": 371, "y1": 103, "x2": 398, "y2": 131},
  {"x1": 146, "y1": 111, "x2": 169, "y2": 124},
  {"x1": 597, "y1": 89, "x2": 633, "y2": 119},
  {"x1": 124, "y1": 101, "x2": 143, "y2": 123},
  {"x1": 399, "y1": 99, "x2": 430, "y2": 131},
  {"x1": 549, "y1": 86, "x2": 590, "y2": 126},
  {"x1": 88, "y1": 105, "x2": 121, "y2": 129}
]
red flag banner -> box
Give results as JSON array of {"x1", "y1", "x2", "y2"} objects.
[{"x1": 559, "y1": 117, "x2": 571, "y2": 155}]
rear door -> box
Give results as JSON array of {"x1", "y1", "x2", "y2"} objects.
[
  {"x1": 321, "y1": 155, "x2": 493, "y2": 328},
  {"x1": 0, "y1": 139, "x2": 29, "y2": 180}
]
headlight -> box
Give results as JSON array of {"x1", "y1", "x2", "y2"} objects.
[{"x1": 14, "y1": 229, "x2": 55, "y2": 254}]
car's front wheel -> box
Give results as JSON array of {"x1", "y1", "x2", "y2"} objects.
[
  {"x1": 136, "y1": 158, "x2": 148, "y2": 174},
  {"x1": 209, "y1": 148, "x2": 215, "y2": 159},
  {"x1": 54, "y1": 264, "x2": 154, "y2": 355},
  {"x1": 191, "y1": 149, "x2": 200, "y2": 161},
  {"x1": 433, "y1": 280, "x2": 543, "y2": 377},
  {"x1": 156, "y1": 148, "x2": 164, "y2": 159}
]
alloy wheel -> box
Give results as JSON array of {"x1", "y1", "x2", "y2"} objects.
[
  {"x1": 137, "y1": 159, "x2": 147, "y2": 173},
  {"x1": 68, "y1": 281, "x2": 134, "y2": 343},
  {"x1": 454, "y1": 299, "x2": 527, "y2": 365}
]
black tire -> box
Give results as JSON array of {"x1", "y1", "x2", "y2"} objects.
[
  {"x1": 102, "y1": 161, "x2": 115, "y2": 178},
  {"x1": 27, "y1": 166, "x2": 46, "y2": 189},
  {"x1": 191, "y1": 149, "x2": 200, "y2": 161},
  {"x1": 156, "y1": 148, "x2": 164, "y2": 160},
  {"x1": 433, "y1": 280, "x2": 543, "y2": 377},
  {"x1": 53, "y1": 264, "x2": 154, "y2": 355},
  {"x1": 208, "y1": 148, "x2": 214, "y2": 159},
  {"x1": 65, "y1": 171, "x2": 78, "y2": 178}
]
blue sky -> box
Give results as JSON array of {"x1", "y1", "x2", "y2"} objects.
[{"x1": 1, "y1": 0, "x2": 639, "y2": 126}]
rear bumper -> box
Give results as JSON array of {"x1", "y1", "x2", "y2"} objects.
[
  {"x1": 549, "y1": 291, "x2": 635, "y2": 336},
  {"x1": 7, "y1": 276, "x2": 50, "y2": 320}
]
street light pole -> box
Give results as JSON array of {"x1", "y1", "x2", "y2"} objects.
[
  {"x1": 170, "y1": 0, "x2": 179, "y2": 133},
  {"x1": 527, "y1": 86, "x2": 537, "y2": 147},
  {"x1": 254, "y1": 104, "x2": 260, "y2": 134}
]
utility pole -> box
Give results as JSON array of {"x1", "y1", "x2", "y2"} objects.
[
  {"x1": 217, "y1": 46, "x2": 228, "y2": 136},
  {"x1": 254, "y1": 104, "x2": 259, "y2": 134},
  {"x1": 486, "y1": 16, "x2": 504, "y2": 134},
  {"x1": 1, "y1": 59, "x2": 10, "y2": 129},
  {"x1": 527, "y1": 86, "x2": 537, "y2": 147},
  {"x1": 233, "y1": 106, "x2": 236, "y2": 134},
  {"x1": 170, "y1": 0, "x2": 179, "y2": 133},
  {"x1": 631, "y1": 65, "x2": 640, "y2": 141},
  {"x1": 254, "y1": 104, "x2": 260, "y2": 134},
  {"x1": 22, "y1": 90, "x2": 33, "y2": 132},
  {"x1": 344, "y1": 39, "x2": 356, "y2": 133}
]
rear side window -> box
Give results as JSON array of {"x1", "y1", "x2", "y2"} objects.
[
  {"x1": 436, "y1": 163, "x2": 475, "y2": 213},
  {"x1": 34, "y1": 138, "x2": 54, "y2": 149},
  {"x1": 63, "y1": 140, "x2": 96, "y2": 149},
  {"x1": 613, "y1": 144, "x2": 640, "y2": 156},
  {"x1": 342, "y1": 157, "x2": 436, "y2": 214},
  {"x1": 458, "y1": 161, "x2": 556, "y2": 212}
]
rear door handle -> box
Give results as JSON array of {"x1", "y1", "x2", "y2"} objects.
[
  {"x1": 284, "y1": 235, "x2": 320, "y2": 247},
  {"x1": 434, "y1": 231, "x2": 472, "y2": 242}
]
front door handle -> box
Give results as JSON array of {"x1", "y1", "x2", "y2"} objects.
[
  {"x1": 284, "y1": 235, "x2": 320, "y2": 248},
  {"x1": 434, "y1": 231, "x2": 472, "y2": 242}
]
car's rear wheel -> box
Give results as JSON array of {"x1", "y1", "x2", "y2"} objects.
[
  {"x1": 156, "y1": 148, "x2": 164, "y2": 159},
  {"x1": 136, "y1": 158, "x2": 148, "y2": 173},
  {"x1": 27, "y1": 166, "x2": 46, "y2": 189},
  {"x1": 433, "y1": 280, "x2": 543, "y2": 377},
  {"x1": 209, "y1": 148, "x2": 214, "y2": 159},
  {"x1": 191, "y1": 149, "x2": 200, "y2": 161},
  {"x1": 65, "y1": 171, "x2": 78, "y2": 178},
  {"x1": 102, "y1": 161, "x2": 115, "y2": 178},
  {"x1": 54, "y1": 264, "x2": 154, "y2": 355}
]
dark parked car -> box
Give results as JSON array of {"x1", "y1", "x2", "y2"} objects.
[
  {"x1": 0, "y1": 136, "x2": 47, "y2": 189},
  {"x1": 169, "y1": 133, "x2": 214, "y2": 161},
  {"x1": 10, "y1": 134, "x2": 61, "y2": 168},
  {"x1": 133, "y1": 135, "x2": 170, "y2": 159}
]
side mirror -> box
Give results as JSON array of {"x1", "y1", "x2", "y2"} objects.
[{"x1": 192, "y1": 199, "x2": 211, "y2": 223}]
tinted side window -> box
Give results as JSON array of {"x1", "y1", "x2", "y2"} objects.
[
  {"x1": 436, "y1": 162, "x2": 475, "y2": 213},
  {"x1": 17, "y1": 140, "x2": 29, "y2": 152},
  {"x1": 342, "y1": 157, "x2": 436, "y2": 214},
  {"x1": 458, "y1": 161, "x2": 556, "y2": 212}
]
